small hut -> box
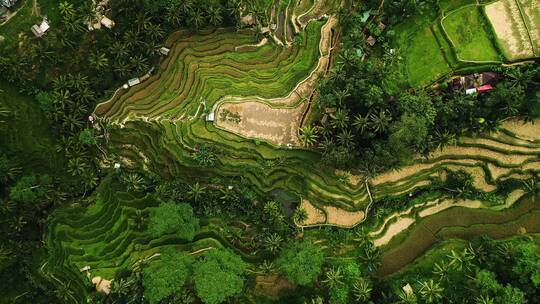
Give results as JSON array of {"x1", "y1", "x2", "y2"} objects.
[
  {"x1": 31, "y1": 19, "x2": 50, "y2": 37},
  {"x1": 128, "y1": 78, "x2": 141, "y2": 87},
  {"x1": 159, "y1": 47, "x2": 170, "y2": 56}
]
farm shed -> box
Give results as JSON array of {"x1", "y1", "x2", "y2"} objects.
[
  {"x1": 128, "y1": 78, "x2": 141, "y2": 87},
  {"x1": 477, "y1": 84, "x2": 493, "y2": 94},
  {"x1": 159, "y1": 47, "x2": 170, "y2": 56},
  {"x1": 31, "y1": 19, "x2": 50, "y2": 37}
]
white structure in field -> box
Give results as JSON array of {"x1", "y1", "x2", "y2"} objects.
[
  {"x1": 128, "y1": 78, "x2": 141, "y2": 87},
  {"x1": 31, "y1": 19, "x2": 50, "y2": 37}
]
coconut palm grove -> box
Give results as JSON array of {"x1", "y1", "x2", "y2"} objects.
[{"x1": 1, "y1": 0, "x2": 540, "y2": 303}]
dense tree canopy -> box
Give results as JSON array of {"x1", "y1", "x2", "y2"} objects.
[
  {"x1": 193, "y1": 248, "x2": 246, "y2": 304},
  {"x1": 277, "y1": 240, "x2": 325, "y2": 286},
  {"x1": 142, "y1": 251, "x2": 193, "y2": 304},
  {"x1": 147, "y1": 201, "x2": 200, "y2": 240}
]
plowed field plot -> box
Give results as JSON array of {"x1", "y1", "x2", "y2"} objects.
[
  {"x1": 215, "y1": 100, "x2": 308, "y2": 146},
  {"x1": 484, "y1": 0, "x2": 535, "y2": 60},
  {"x1": 517, "y1": 0, "x2": 540, "y2": 54}
]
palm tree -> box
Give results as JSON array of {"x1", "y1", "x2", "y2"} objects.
[
  {"x1": 264, "y1": 233, "x2": 282, "y2": 253},
  {"x1": 322, "y1": 267, "x2": 344, "y2": 288},
  {"x1": 55, "y1": 282, "x2": 75, "y2": 303},
  {"x1": 299, "y1": 125, "x2": 318, "y2": 147},
  {"x1": 369, "y1": 110, "x2": 392, "y2": 134},
  {"x1": 145, "y1": 23, "x2": 164, "y2": 41},
  {"x1": 110, "y1": 41, "x2": 129, "y2": 59},
  {"x1": 111, "y1": 278, "x2": 132, "y2": 298},
  {"x1": 123, "y1": 31, "x2": 140, "y2": 49},
  {"x1": 353, "y1": 228, "x2": 371, "y2": 247},
  {"x1": 397, "y1": 289, "x2": 418, "y2": 304},
  {"x1": 58, "y1": 1, "x2": 75, "y2": 18},
  {"x1": 501, "y1": 98, "x2": 521, "y2": 116},
  {"x1": 89, "y1": 52, "x2": 109, "y2": 70},
  {"x1": 475, "y1": 294, "x2": 495, "y2": 304},
  {"x1": 360, "y1": 246, "x2": 381, "y2": 271},
  {"x1": 330, "y1": 108, "x2": 350, "y2": 130},
  {"x1": 114, "y1": 60, "x2": 131, "y2": 78},
  {"x1": 188, "y1": 9, "x2": 205, "y2": 30},
  {"x1": 293, "y1": 208, "x2": 308, "y2": 225},
  {"x1": 133, "y1": 210, "x2": 146, "y2": 231},
  {"x1": 496, "y1": 243, "x2": 514, "y2": 261},
  {"x1": 334, "y1": 89, "x2": 350, "y2": 105},
  {"x1": 447, "y1": 249, "x2": 474, "y2": 271},
  {"x1": 82, "y1": 170, "x2": 99, "y2": 192},
  {"x1": 130, "y1": 55, "x2": 149, "y2": 74},
  {"x1": 10, "y1": 216, "x2": 27, "y2": 233},
  {"x1": 432, "y1": 129, "x2": 456, "y2": 151},
  {"x1": 180, "y1": 0, "x2": 194, "y2": 15},
  {"x1": 53, "y1": 75, "x2": 71, "y2": 92},
  {"x1": 352, "y1": 277, "x2": 372, "y2": 302},
  {"x1": 122, "y1": 173, "x2": 146, "y2": 192},
  {"x1": 522, "y1": 175, "x2": 539, "y2": 196},
  {"x1": 0, "y1": 106, "x2": 10, "y2": 124},
  {"x1": 258, "y1": 260, "x2": 275, "y2": 274},
  {"x1": 432, "y1": 261, "x2": 450, "y2": 282},
  {"x1": 353, "y1": 113, "x2": 371, "y2": 135},
  {"x1": 187, "y1": 182, "x2": 206, "y2": 202},
  {"x1": 165, "y1": 6, "x2": 183, "y2": 26},
  {"x1": 305, "y1": 296, "x2": 324, "y2": 304},
  {"x1": 338, "y1": 129, "x2": 355, "y2": 147},
  {"x1": 418, "y1": 279, "x2": 444, "y2": 303},
  {"x1": 68, "y1": 157, "x2": 88, "y2": 176},
  {"x1": 62, "y1": 113, "x2": 84, "y2": 133},
  {"x1": 207, "y1": 6, "x2": 223, "y2": 26}
]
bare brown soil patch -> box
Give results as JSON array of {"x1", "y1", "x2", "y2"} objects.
[
  {"x1": 485, "y1": 0, "x2": 534, "y2": 60},
  {"x1": 298, "y1": 199, "x2": 325, "y2": 225},
  {"x1": 418, "y1": 198, "x2": 484, "y2": 218},
  {"x1": 373, "y1": 217, "x2": 415, "y2": 247},
  {"x1": 254, "y1": 274, "x2": 295, "y2": 299},
  {"x1": 216, "y1": 101, "x2": 309, "y2": 146},
  {"x1": 323, "y1": 205, "x2": 365, "y2": 227},
  {"x1": 502, "y1": 118, "x2": 540, "y2": 141}
]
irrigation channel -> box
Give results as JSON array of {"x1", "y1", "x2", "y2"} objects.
[{"x1": 377, "y1": 194, "x2": 540, "y2": 277}]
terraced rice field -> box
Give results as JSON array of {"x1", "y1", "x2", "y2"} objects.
[
  {"x1": 301, "y1": 119, "x2": 540, "y2": 227},
  {"x1": 95, "y1": 1, "x2": 372, "y2": 223},
  {"x1": 42, "y1": 177, "x2": 262, "y2": 302},
  {"x1": 484, "y1": 0, "x2": 536, "y2": 60},
  {"x1": 377, "y1": 194, "x2": 540, "y2": 277},
  {"x1": 402, "y1": 0, "x2": 538, "y2": 87},
  {"x1": 215, "y1": 16, "x2": 337, "y2": 146}
]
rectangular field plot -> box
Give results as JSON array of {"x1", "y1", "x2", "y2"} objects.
[
  {"x1": 484, "y1": 0, "x2": 535, "y2": 60},
  {"x1": 406, "y1": 27, "x2": 452, "y2": 87},
  {"x1": 442, "y1": 6, "x2": 501, "y2": 62},
  {"x1": 215, "y1": 100, "x2": 309, "y2": 146},
  {"x1": 517, "y1": 0, "x2": 540, "y2": 55}
]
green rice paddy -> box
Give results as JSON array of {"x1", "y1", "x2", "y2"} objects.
[{"x1": 442, "y1": 5, "x2": 501, "y2": 62}]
